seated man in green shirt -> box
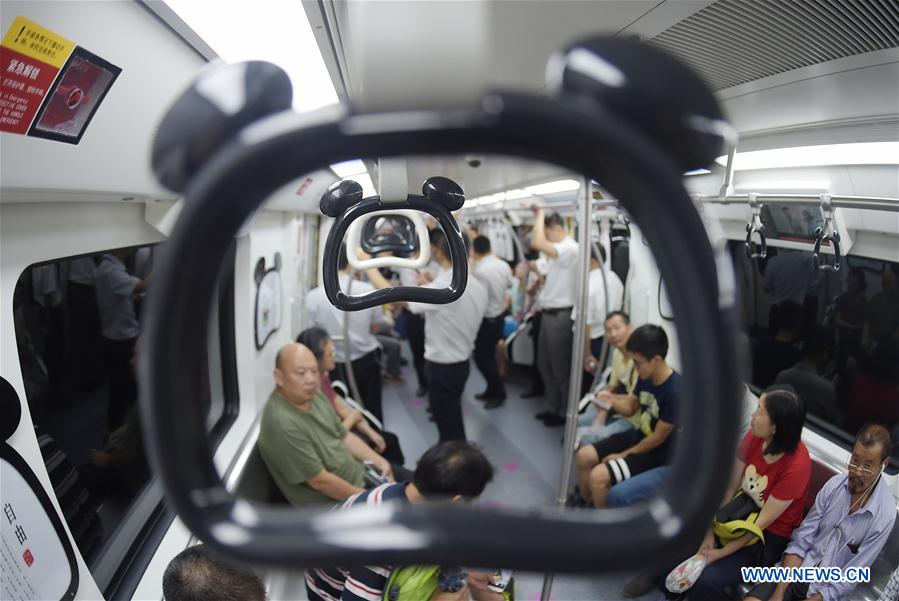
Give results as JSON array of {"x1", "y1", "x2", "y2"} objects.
[{"x1": 258, "y1": 342, "x2": 394, "y2": 506}]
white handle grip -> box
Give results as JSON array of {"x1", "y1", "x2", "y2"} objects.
[{"x1": 346, "y1": 209, "x2": 431, "y2": 270}]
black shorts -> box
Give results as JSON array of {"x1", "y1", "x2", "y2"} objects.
[
  {"x1": 591, "y1": 429, "x2": 669, "y2": 485},
  {"x1": 745, "y1": 581, "x2": 809, "y2": 601}
]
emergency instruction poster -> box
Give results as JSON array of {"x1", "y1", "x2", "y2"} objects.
[
  {"x1": 0, "y1": 445, "x2": 77, "y2": 600},
  {"x1": 0, "y1": 15, "x2": 120, "y2": 144},
  {"x1": 0, "y1": 16, "x2": 74, "y2": 134}
]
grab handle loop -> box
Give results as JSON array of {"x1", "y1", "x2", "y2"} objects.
[
  {"x1": 345, "y1": 209, "x2": 432, "y2": 271},
  {"x1": 813, "y1": 194, "x2": 841, "y2": 272},
  {"x1": 321, "y1": 176, "x2": 467, "y2": 311},
  {"x1": 744, "y1": 193, "x2": 767, "y2": 260}
]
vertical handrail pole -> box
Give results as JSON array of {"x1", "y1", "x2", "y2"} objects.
[
  {"x1": 342, "y1": 271, "x2": 364, "y2": 404},
  {"x1": 540, "y1": 177, "x2": 592, "y2": 601}
]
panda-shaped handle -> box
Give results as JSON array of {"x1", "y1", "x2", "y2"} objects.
[{"x1": 320, "y1": 176, "x2": 467, "y2": 311}]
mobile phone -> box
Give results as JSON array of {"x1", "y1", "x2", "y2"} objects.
[
  {"x1": 487, "y1": 569, "x2": 512, "y2": 593},
  {"x1": 363, "y1": 460, "x2": 388, "y2": 484}
]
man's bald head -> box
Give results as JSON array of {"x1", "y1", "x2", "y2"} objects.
[{"x1": 273, "y1": 342, "x2": 320, "y2": 406}]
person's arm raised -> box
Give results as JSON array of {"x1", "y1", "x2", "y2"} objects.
[{"x1": 529, "y1": 205, "x2": 557, "y2": 257}]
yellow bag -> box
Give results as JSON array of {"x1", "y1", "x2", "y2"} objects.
[{"x1": 712, "y1": 491, "x2": 765, "y2": 547}]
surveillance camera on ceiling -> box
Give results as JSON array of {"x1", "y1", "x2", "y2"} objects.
[{"x1": 465, "y1": 155, "x2": 484, "y2": 168}]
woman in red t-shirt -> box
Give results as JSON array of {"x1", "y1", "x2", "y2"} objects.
[{"x1": 689, "y1": 385, "x2": 811, "y2": 601}]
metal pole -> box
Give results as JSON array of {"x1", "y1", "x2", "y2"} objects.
[
  {"x1": 699, "y1": 193, "x2": 899, "y2": 213},
  {"x1": 591, "y1": 232, "x2": 612, "y2": 373},
  {"x1": 540, "y1": 177, "x2": 592, "y2": 601},
  {"x1": 341, "y1": 271, "x2": 364, "y2": 404},
  {"x1": 718, "y1": 145, "x2": 736, "y2": 199}
]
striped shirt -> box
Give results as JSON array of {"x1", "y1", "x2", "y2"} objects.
[{"x1": 305, "y1": 483, "x2": 409, "y2": 601}]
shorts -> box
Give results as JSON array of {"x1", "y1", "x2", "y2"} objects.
[{"x1": 591, "y1": 429, "x2": 670, "y2": 485}]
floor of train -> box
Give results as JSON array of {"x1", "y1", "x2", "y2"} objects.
[{"x1": 268, "y1": 346, "x2": 661, "y2": 601}]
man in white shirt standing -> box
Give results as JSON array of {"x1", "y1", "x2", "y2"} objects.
[
  {"x1": 95, "y1": 250, "x2": 145, "y2": 431},
  {"x1": 470, "y1": 235, "x2": 514, "y2": 409},
  {"x1": 529, "y1": 206, "x2": 579, "y2": 427},
  {"x1": 306, "y1": 246, "x2": 389, "y2": 423},
  {"x1": 407, "y1": 230, "x2": 488, "y2": 441},
  {"x1": 582, "y1": 245, "x2": 624, "y2": 391}
]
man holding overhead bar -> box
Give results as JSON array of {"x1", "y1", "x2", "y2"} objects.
[{"x1": 529, "y1": 205, "x2": 579, "y2": 427}]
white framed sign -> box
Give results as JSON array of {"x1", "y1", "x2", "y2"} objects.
[
  {"x1": 254, "y1": 253, "x2": 283, "y2": 350},
  {"x1": 1, "y1": 444, "x2": 78, "y2": 600}
]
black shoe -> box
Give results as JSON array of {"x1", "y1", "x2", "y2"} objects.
[
  {"x1": 564, "y1": 492, "x2": 592, "y2": 509},
  {"x1": 484, "y1": 398, "x2": 505, "y2": 409},
  {"x1": 415, "y1": 386, "x2": 428, "y2": 397},
  {"x1": 535, "y1": 411, "x2": 553, "y2": 420},
  {"x1": 542, "y1": 413, "x2": 566, "y2": 426},
  {"x1": 474, "y1": 391, "x2": 490, "y2": 401},
  {"x1": 622, "y1": 574, "x2": 660, "y2": 598},
  {"x1": 522, "y1": 388, "x2": 545, "y2": 398}
]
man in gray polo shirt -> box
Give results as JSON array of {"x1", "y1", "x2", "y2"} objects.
[{"x1": 529, "y1": 206, "x2": 579, "y2": 427}]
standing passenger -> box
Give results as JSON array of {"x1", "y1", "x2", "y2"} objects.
[
  {"x1": 405, "y1": 230, "x2": 487, "y2": 441},
  {"x1": 470, "y1": 235, "x2": 514, "y2": 409},
  {"x1": 306, "y1": 245, "x2": 388, "y2": 423},
  {"x1": 529, "y1": 206, "x2": 579, "y2": 427},
  {"x1": 95, "y1": 250, "x2": 145, "y2": 431},
  {"x1": 581, "y1": 245, "x2": 624, "y2": 392}
]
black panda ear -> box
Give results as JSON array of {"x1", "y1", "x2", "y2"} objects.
[
  {"x1": 0, "y1": 378, "x2": 21, "y2": 441},
  {"x1": 254, "y1": 257, "x2": 266, "y2": 285},
  {"x1": 422, "y1": 176, "x2": 465, "y2": 211},
  {"x1": 273, "y1": 252, "x2": 282, "y2": 272},
  {"x1": 552, "y1": 36, "x2": 731, "y2": 171},
  {"x1": 321, "y1": 179, "x2": 365, "y2": 217}
]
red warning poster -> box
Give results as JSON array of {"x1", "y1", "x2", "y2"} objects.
[
  {"x1": 0, "y1": 16, "x2": 74, "y2": 134},
  {"x1": 1, "y1": 15, "x2": 121, "y2": 144}
]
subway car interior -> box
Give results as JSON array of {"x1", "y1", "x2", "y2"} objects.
[{"x1": 1, "y1": 1, "x2": 898, "y2": 600}]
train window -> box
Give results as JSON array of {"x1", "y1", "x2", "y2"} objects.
[
  {"x1": 730, "y1": 242, "x2": 899, "y2": 466},
  {"x1": 11, "y1": 243, "x2": 238, "y2": 596}
]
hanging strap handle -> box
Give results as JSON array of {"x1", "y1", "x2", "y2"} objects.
[
  {"x1": 813, "y1": 194, "x2": 842, "y2": 272},
  {"x1": 744, "y1": 193, "x2": 767, "y2": 260}
]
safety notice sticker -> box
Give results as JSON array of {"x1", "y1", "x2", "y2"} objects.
[
  {"x1": 0, "y1": 16, "x2": 74, "y2": 134},
  {"x1": 0, "y1": 15, "x2": 120, "y2": 143}
]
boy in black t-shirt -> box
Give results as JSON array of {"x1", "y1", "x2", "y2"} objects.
[{"x1": 574, "y1": 324, "x2": 681, "y2": 508}]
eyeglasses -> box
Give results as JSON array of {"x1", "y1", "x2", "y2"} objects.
[{"x1": 847, "y1": 461, "x2": 879, "y2": 476}]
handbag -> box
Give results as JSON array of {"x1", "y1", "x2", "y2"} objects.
[{"x1": 712, "y1": 491, "x2": 765, "y2": 547}]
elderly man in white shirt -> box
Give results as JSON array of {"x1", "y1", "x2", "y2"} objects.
[
  {"x1": 306, "y1": 246, "x2": 390, "y2": 423},
  {"x1": 470, "y1": 235, "x2": 514, "y2": 408},
  {"x1": 529, "y1": 206, "x2": 579, "y2": 427}
]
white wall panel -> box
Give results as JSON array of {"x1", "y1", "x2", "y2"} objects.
[{"x1": 0, "y1": 1, "x2": 204, "y2": 197}]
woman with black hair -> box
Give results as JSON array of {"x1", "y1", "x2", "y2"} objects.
[
  {"x1": 296, "y1": 327, "x2": 405, "y2": 466},
  {"x1": 686, "y1": 385, "x2": 811, "y2": 600}
]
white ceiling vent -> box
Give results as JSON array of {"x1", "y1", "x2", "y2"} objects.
[{"x1": 651, "y1": 0, "x2": 899, "y2": 91}]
